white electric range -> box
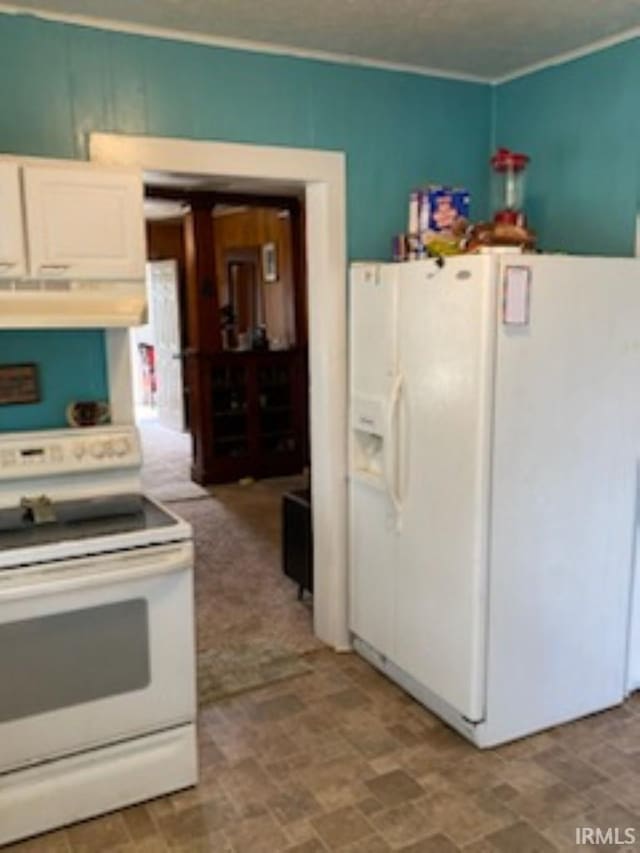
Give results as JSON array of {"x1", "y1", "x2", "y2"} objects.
[{"x1": 0, "y1": 426, "x2": 198, "y2": 846}]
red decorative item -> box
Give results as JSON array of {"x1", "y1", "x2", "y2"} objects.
[
  {"x1": 491, "y1": 147, "x2": 530, "y2": 226},
  {"x1": 491, "y1": 147, "x2": 530, "y2": 173}
]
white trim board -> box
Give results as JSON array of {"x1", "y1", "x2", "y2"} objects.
[
  {"x1": 1, "y1": 3, "x2": 637, "y2": 84},
  {"x1": 90, "y1": 132, "x2": 350, "y2": 651},
  {"x1": 0, "y1": 4, "x2": 486, "y2": 84},
  {"x1": 494, "y1": 27, "x2": 640, "y2": 84}
]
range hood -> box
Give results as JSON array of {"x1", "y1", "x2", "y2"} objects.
[{"x1": 0, "y1": 280, "x2": 147, "y2": 328}]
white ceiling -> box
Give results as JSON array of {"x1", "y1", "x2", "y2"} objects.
[{"x1": 4, "y1": 0, "x2": 640, "y2": 79}]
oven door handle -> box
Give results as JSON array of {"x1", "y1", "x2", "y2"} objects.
[{"x1": 0, "y1": 542, "x2": 192, "y2": 602}]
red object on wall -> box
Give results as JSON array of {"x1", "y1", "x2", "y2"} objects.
[{"x1": 138, "y1": 343, "x2": 157, "y2": 405}]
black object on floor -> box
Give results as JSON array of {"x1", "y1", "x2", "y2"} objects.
[{"x1": 282, "y1": 488, "x2": 313, "y2": 599}]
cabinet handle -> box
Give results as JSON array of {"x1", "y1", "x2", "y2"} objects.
[
  {"x1": 0, "y1": 261, "x2": 16, "y2": 271},
  {"x1": 38, "y1": 264, "x2": 70, "y2": 275}
]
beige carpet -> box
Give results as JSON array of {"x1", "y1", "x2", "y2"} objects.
[
  {"x1": 138, "y1": 419, "x2": 322, "y2": 702},
  {"x1": 139, "y1": 417, "x2": 207, "y2": 502}
]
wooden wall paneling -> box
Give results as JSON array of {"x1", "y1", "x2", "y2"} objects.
[
  {"x1": 184, "y1": 204, "x2": 221, "y2": 353},
  {"x1": 146, "y1": 187, "x2": 308, "y2": 485},
  {"x1": 295, "y1": 348, "x2": 310, "y2": 467},
  {"x1": 290, "y1": 200, "x2": 307, "y2": 347},
  {"x1": 213, "y1": 205, "x2": 296, "y2": 348},
  {"x1": 146, "y1": 219, "x2": 186, "y2": 270},
  {"x1": 183, "y1": 202, "x2": 220, "y2": 483},
  {"x1": 278, "y1": 206, "x2": 294, "y2": 343},
  {"x1": 288, "y1": 201, "x2": 309, "y2": 466},
  {"x1": 268, "y1": 208, "x2": 295, "y2": 348}
]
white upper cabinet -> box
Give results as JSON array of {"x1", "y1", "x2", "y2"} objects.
[
  {"x1": 23, "y1": 164, "x2": 145, "y2": 280},
  {"x1": 0, "y1": 162, "x2": 27, "y2": 278}
]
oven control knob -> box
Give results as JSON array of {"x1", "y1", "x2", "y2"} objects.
[
  {"x1": 90, "y1": 441, "x2": 106, "y2": 459},
  {"x1": 113, "y1": 438, "x2": 130, "y2": 457}
]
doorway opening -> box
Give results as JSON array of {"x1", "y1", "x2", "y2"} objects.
[
  {"x1": 132, "y1": 182, "x2": 311, "y2": 494},
  {"x1": 126, "y1": 170, "x2": 322, "y2": 698},
  {"x1": 92, "y1": 133, "x2": 349, "y2": 652},
  {"x1": 130, "y1": 197, "x2": 200, "y2": 501}
]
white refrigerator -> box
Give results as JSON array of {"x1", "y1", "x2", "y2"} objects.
[{"x1": 349, "y1": 253, "x2": 640, "y2": 747}]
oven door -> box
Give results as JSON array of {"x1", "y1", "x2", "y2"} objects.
[{"x1": 0, "y1": 540, "x2": 195, "y2": 774}]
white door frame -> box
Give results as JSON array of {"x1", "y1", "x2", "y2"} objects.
[{"x1": 90, "y1": 133, "x2": 349, "y2": 650}]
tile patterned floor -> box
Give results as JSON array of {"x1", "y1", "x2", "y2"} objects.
[
  {"x1": 6, "y1": 428, "x2": 640, "y2": 851},
  {"x1": 8, "y1": 651, "x2": 640, "y2": 852}
]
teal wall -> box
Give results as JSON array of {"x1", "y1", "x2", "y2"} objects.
[
  {"x1": 0, "y1": 14, "x2": 492, "y2": 257},
  {"x1": 0, "y1": 12, "x2": 491, "y2": 431},
  {"x1": 0, "y1": 331, "x2": 107, "y2": 430},
  {"x1": 1, "y1": 13, "x2": 637, "y2": 432},
  {"x1": 494, "y1": 38, "x2": 640, "y2": 256}
]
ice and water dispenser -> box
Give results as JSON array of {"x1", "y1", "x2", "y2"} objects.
[
  {"x1": 351, "y1": 395, "x2": 387, "y2": 484},
  {"x1": 350, "y1": 263, "x2": 398, "y2": 490}
]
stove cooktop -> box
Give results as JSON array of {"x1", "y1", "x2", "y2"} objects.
[{"x1": 0, "y1": 494, "x2": 179, "y2": 554}]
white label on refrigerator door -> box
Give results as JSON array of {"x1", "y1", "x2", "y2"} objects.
[{"x1": 503, "y1": 266, "x2": 531, "y2": 325}]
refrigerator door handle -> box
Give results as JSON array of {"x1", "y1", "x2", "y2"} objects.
[{"x1": 386, "y1": 373, "x2": 404, "y2": 530}]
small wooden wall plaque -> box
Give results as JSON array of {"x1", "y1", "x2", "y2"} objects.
[{"x1": 0, "y1": 364, "x2": 40, "y2": 406}]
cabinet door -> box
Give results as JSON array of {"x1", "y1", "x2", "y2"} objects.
[
  {"x1": 0, "y1": 162, "x2": 27, "y2": 278},
  {"x1": 23, "y1": 164, "x2": 145, "y2": 280}
]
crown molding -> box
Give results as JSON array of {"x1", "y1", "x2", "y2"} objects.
[
  {"x1": 0, "y1": 4, "x2": 490, "y2": 84},
  {"x1": 493, "y1": 26, "x2": 640, "y2": 84},
  {"x1": 0, "y1": 4, "x2": 637, "y2": 86}
]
